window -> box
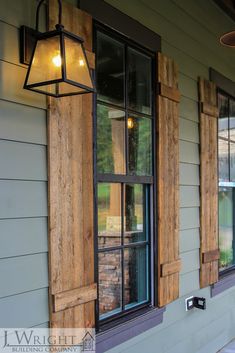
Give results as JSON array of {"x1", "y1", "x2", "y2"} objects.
[
  {"x1": 218, "y1": 91, "x2": 235, "y2": 273},
  {"x1": 95, "y1": 25, "x2": 155, "y2": 327}
]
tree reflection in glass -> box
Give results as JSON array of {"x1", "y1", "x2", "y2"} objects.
[{"x1": 128, "y1": 116, "x2": 152, "y2": 176}]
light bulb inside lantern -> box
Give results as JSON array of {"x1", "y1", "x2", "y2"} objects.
[
  {"x1": 52, "y1": 54, "x2": 62, "y2": 67},
  {"x1": 128, "y1": 117, "x2": 134, "y2": 129},
  {"x1": 79, "y1": 58, "x2": 85, "y2": 67}
]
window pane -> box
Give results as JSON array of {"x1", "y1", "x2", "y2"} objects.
[
  {"x1": 97, "y1": 32, "x2": 125, "y2": 106},
  {"x1": 98, "y1": 183, "x2": 121, "y2": 249},
  {"x1": 128, "y1": 48, "x2": 152, "y2": 115},
  {"x1": 124, "y1": 184, "x2": 149, "y2": 244},
  {"x1": 218, "y1": 138, "x2": 229, "y2": 182},
  {"x1": 124, "y1": 246, "x2": 149, "y2": 309},
  {"x1": 218, "y1": 93, "x2": 229, "y2": 139},
  {"x1": 99, "y1": 250, "x2": 122, "y2": 319},
  {"x1": 230, "y1": 142, "x2": 235, "y2": 182},
  {"x1": 128, "y1": 116, "x2": 152, "y2": 176},
  {"x1": 230, "y1": 98, "x2": 235, "y2": 141},
  {"x1": 219, "y1": 187, "x2": 235, "y2": 271},
  {"x1": 97, "y1": 104, "x2": 126, "y2": 174}
]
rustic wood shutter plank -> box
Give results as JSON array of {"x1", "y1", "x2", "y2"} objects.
[
  {"x1": 199, "y1": 77, "x2": 219, "y2": 288},
  {"x1": 157, "y1": 53, "x2": 180, "y2": 307},
  {"x1": 48, "y1": 0, "x2": 96, "y2": 329}
]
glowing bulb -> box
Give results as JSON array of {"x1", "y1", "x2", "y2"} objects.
[
  {"x1": 79, "y1": 59, "x2": 85, "y2": 67},
  {"x1": 52, "y1": 54, "x2": 62, "y2": 67},
  {"x1": 128, "y1": 117, "x2": 134, "y2": 129}
]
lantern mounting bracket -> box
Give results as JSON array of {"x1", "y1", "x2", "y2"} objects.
[{"x1": 20, "y1": 26, "x2": 39, "y2": 66}]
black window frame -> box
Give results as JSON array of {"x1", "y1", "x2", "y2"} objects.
[
  {"x1": 217, "y1": 88, "x2": 235, "y2": 276},
  {"x1": 210, "y1": 68, "x2": 235, "y2": 297},
  {"x1": 93, "y1": 21, "x2": 157, "y2": 332}
]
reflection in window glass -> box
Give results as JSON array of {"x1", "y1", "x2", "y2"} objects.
[
  {"x1": 219, "y1": 187, "x2": 235, "y2": 271},
  {"x1": 128, "y1": 48, "x2": 152, "y2": 115},
  {"x1": 98, "y1": 183, "x2": 121, "y2": 249},
  {"x1": 99, "y1": 250, "x2": 122, "y2": 319},
  {"x1": 128, "y1": 116, "x2": 152, "y2": 176},
  {"x1": 124, "y1": 184, "x2": 148, "y2": 244},
  {"x1": 218, "y1": 93, "x2": 229, "y2": 139},
  {"x1": 97, "y1": 104, "x2": 126, "y2": 174},
  {"x1": 97, "y1": 32, "x2": 125, "y2": 106},
  {"x1": 230, "y1": 143, "x2": 235, "y2": 182},
  {"x1": 218, "y1": 138, "x2": 229, "y2": 182},
  {"x1": 96, "y1": 29, "x2": 153, "y2": 321},
  {"x1": 230, "y1": 99, "x2": 235, "y2": 141},
  {"x1": 124, "y1": 246, "x2": 149, "y2": 309}
]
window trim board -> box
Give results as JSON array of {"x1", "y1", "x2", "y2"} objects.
[
  {"x1": 211, "y1": 272, "x2": 235, "y2": 297},
  {"x1": 78, "y1": 0, "x2": 161, "y2": 53},
  {"x1": 96, "y1": 307, "x2": 165, "y2": 353}
]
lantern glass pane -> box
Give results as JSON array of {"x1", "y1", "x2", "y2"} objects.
[
  {"x1": 64, "y1": 36, "x2": 93, "y2": 89},
  {"x1": 27, "y1": 35, "x2": 62, "y2": 85}
]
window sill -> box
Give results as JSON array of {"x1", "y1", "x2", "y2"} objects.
[
  {"x1": 96, "y1": 307, "x2": 165, "y2": 353},
  {"x1": 211, "y1": 271, "x2": 235, "y2": 297}
]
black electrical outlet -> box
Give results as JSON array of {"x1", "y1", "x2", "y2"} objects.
[{"x1": 193, "y1": 297, "x2": 206, "y2": 310}]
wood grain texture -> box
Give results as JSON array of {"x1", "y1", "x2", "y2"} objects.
[
  {"x1": 201, "y1": 102, "x2": 219, "y2": 117},
  {"x1": 202, "y1": 249, "x2": 220, "y2": 264},
  {"x1": 53, "y1": 284, "x2": 97, "y2": 313},
  {"x1": 157, "y1": 53, "x2": 180, "y2": 307},
  {"x1": 161, "y1": 260, "x2": 181, "y2": 277},
  {"x1": 157, "y1": 82, "x2": 180, "y2": 102},
  {"x1": 48, "y1": 0, "x2": 95, "y2": 329},
  {"x1": 199, "y1": 77, "x2": 219, "y2": 288}
]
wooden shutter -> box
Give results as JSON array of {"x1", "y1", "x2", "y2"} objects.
[
  {"x1": 48, "y1": 0, "x2": 97, "y2": 329},
  {"x1": 199, "y1": 78, "x2": 219, "y2": 288},
  {"x1": 157, "y1": 53, "x2": 181, "y2": 307}
]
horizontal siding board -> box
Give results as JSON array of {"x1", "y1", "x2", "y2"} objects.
[
  {"x1": 180, "y1": 207, "x2": 200, "y2": 230},
  {"x1": 0, "y1": 0, "x2": 43, "y2": 29},
  {"x1": 0, "y1": 21, "x2": 21, "y2": 66},
  {"x1": 180, "y1": 271, "x2": 200, "y2": 299},
  {"x1": 172, "y1": 0, "x2": 235, "y2": 39},
  {"x1": 0, "y1": 140, "x2": 47, "y2": 181},
  {"x1": 180, "y1": 186, "x2": 199, "y2": 208},
  {"x1": 0, "y1": 61, "x2": 46, "y2": 109},
  {"x1": 0, "y1": 100, "x2": 46, "y2": 145},
  {"x1": 162, "y1": 40, "x2": 208, "y2": 81},
  {"x1": 0, "y1": 218, "x2": 48, "y2": 259},
  {"x1": 179, "y1": 141, "x2": 199, "y2": 164},
  {"x1": 142, "y1": 0, "x2": 235, "y2": 70},
  {"x1": 179, "y1": 74, "x2": 198, "y2": 102},
  {"x1": 0, "y1": 253, "x2": 48, "y2": 298},
  {"x1": 0, "y1": 180, "x2": 47, "y2": 219},
  {"x1": 180, "y1": 249, "x2": 200, "y2": 274},
  {"x1": 180, "y1": 228, "x2": 200, "y2": 253},
  {"x1": 179, "y1": 118, "x2": 199, "y2": 143},
  {"x1": 193, "y1": 311, "x2": 231, "y2": 353},
  {"x1": 0, "y1": 288, "x2": 49, "y2": 327},
  {"x1": 180, "y1": 163, "x2": 199, "y2": 186},
  {"x1": 180, "y1": 96, "x2": 198, "y2": 122}
]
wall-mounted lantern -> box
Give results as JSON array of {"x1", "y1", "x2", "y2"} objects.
[
  {"x1": 220, "y1": 30, "x2": 235, "y2": 47},
  {"x1": 20, "y1": 0, "x2": 95, "y2": 98}
]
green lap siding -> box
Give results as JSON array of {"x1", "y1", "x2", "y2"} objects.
[{"x1": 0, "y1": 0, "x2": 49, "y2": 328}]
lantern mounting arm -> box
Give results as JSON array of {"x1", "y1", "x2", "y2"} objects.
[
  {"x1": 20, "y1": 0, "x2": 63, "y2": 65},
  {"x1": 36, "y1": 0, "x2": 62, "y2": 31}
]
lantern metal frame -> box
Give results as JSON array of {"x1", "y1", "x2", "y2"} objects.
[{"x1": 20, "y1": 0, "x2": 95, "y2": 98}]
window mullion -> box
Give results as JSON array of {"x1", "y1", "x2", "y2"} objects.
[
  {"x1": 121, "y1": 183, "x2": 125, "y2": 312},
  {"x1": 125, "y1": 43, "x2": 129, "y2": 176}
]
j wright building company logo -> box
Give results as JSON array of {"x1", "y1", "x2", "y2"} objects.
[{"x1": 0, "y1": 328, "x2": 96, "y2": 353}]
